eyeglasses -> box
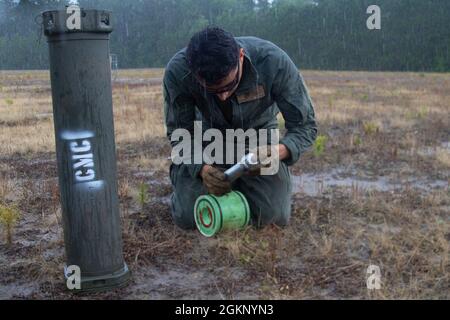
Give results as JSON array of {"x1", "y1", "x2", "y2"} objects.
[{"x1": 197, "y1": 62, "x2": 240, "y2": 94}]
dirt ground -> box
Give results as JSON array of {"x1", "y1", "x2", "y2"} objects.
[{"x1": 0, "y1": 69, "x2": 448, "y2": 299}]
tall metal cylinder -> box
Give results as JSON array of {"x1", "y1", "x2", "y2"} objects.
[{"x1": 42, "y1": 8, "x2": 130, "y2": 291}]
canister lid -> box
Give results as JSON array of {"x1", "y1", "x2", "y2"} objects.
[{"x1": 42, "y1": 8, "x2": 112, "y2": 36}]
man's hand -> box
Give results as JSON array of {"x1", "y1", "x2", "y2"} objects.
[
  {"x1": 247, "y1": 144, "x2": 290, "y2": 176},
  {"x1": 200, "y1": 165, "x2": 232, "y2": 196}
]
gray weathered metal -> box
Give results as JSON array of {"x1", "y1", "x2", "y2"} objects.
[{"x1": 42, "y1": 7, "x2": 130, "y2": 291}]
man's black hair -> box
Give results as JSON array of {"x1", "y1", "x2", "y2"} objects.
[{"x1": 186, "y1": 26, "x2": 240, "y2": 85}]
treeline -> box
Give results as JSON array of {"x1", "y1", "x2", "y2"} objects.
[{"x1": 0, "y1": 0, "x2": 449, "y2": 71}]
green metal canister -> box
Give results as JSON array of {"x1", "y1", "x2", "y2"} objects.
[{"x1": 194, "y1": 191, "x2": 250, "y2": 237}]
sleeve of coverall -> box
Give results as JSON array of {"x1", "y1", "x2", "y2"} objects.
[
  {"x1": 163, "y1": 67, "x2": 204, "y2": 179},
  {"x1": 272, "y1": 50, "x2": 318, "y2": 166}
]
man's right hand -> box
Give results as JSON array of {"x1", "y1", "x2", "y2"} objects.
[{"x1": 200, "y1": 165, "x2": 232, "y2": 196}]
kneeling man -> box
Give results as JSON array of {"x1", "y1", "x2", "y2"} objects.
[{"x1": 163, "y1": 27, "x2": 317, "y2": 229}]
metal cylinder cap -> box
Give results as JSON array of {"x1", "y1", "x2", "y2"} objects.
[{"x1": 42, "y1": 8, "x2": 112, "y2": 36}]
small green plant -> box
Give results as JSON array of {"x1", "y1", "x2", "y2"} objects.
[
  {"x1": 328, "y1": 96, "x2": 334, "y2": 108},
  {"x1": 416, "y1": 106, "x2": 428, "y2": 119},
  {"x1": 0, "y1": 203, "x2": 20, "y2": 246},
  {"x1": 405, "y1": 107, "x2": 428, "y2": 120},
  {"x1": 137, "y1": 182, "x2": 149, "y2": 211},
  {"x1": 5, "y1": 98, "x2": 13, "y2": 106},
  {"x1": 353, "y1": 134, "x2": 362, "y2": 147},
  {"x1": 239, "y1": 253, "x2": 252, "y2": 264},
  {"x1": 405, "y1": 110, "x2": 415, "y2": 120},
  {"x1": 313, "y1": 135, "x2": 328, "y2": 157},
  {"x1": 363, "y1": 121, "x2": 379, "y2": 135},
  {"x1": 361, "y1": 94, "x2": 369, "y2": 102}
]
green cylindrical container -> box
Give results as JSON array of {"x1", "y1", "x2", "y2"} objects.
[{"x1": 194, "y1": 191, "x2": 250, "y2": 237}]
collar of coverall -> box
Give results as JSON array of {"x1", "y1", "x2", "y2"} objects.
[{"x1": 234, "y1": 47, "x2": 260, "y2": 96}]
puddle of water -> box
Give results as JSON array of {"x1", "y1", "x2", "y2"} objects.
[
  {"x1": 417, "y1": 141, "x2": 450, "y2": 157},
  {"x1": 292, "y1": 169, "x2": 448, "y2": 197},
  {"x1": 441, "y1": 141, "x2": 450, "y2": 151},
  {"x1": 417, "y1": 146, "x2": 436, "y2": 157},
  {"x1": 130, "y1": 267, "x2": 221, "y2": 299},
  {"x1": 0, "y1": 282, "x2": 38, "y2": 299},
  {"x1": 113, "y1": 78, "x2": 162, "y2": 86},
  {"x1": 133, "y1": 171, "x2": 155, "y2": 178},
  {"x1": 35, "y1": 112, "x2": 53, "y2": 120},
  {"x1": 129, "y1": 266, "x2": 257, "y2": 299},
  {"x1": 153, "y1": 196, "x2": 171, "y2": 205}
]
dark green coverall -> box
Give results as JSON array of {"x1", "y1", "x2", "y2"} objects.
[{"x1": 163, "y1": 36, "x2": 317, "y2": 229}]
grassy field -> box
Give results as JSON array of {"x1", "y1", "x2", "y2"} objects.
[{"x1": 0, "y1": 69, "x2": 448, "y2": 299}]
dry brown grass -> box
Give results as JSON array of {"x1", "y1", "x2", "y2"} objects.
[
  {"x1": 0, "y1": 69, "x2": 166, "y2": 156},
  {"x1": 0, "y1": 69, "x2": 448, "y2": 299}
]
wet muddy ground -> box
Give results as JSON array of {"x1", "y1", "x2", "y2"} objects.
[{"x1": 0, "y1": 69, "x2": 449, "y2": 299}]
